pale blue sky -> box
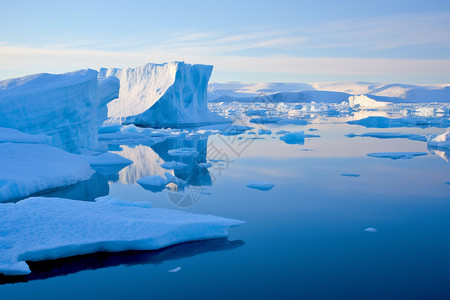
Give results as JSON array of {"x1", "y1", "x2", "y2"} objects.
[{"x1": 1, "y1": 0, "x2": 450, "y2": 83}]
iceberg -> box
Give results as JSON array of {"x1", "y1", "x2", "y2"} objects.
[
  {"x1": 0, "y1": 142, "x2": 94, "y2": 202},
  {"x1": 0, "y1": 70, "x2": 119, "y2": 152},
  {"x1": 366, "y1": 152, "x2": 427, "y2": 160},
  {"x1": 99, "y1": 62, "x2": 229, "y2": 127},
  {"x1": 427, "y1": 129, "x2": 450, "y2": 149},
  {"x1": 348, "y1": 95, "x2": 391, "y2": 109},
  {"x1": 0, "y1": 196, "x2": 244, "y2": 276}
]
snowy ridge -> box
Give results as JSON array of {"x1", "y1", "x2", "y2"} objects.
[
  {"x1": 0, "y1": 70, "x2": 119, "y2": 152},
  {"x1": 208, "y1": 81, "x2": 450, "y2": 103},
  {"x1": 0, "y1": 197, "x2": 244, "y2": 275},
  {"x1": 99, "y1": 62, "x2": 229, "y2": 127}
]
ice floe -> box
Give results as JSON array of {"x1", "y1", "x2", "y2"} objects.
[
  {"x1": 258, "y1": 129, "x2": 272, "y2": 135},
  {"x1": 168, "y1": 148, "x2": 200, "y2": 157},
  {"x1": 340, "y1": 174, "x2": 360, "y2": 177},
  {"x1": 346, "y1": 132, "x2": 429, "y2": 142},
  {"x1": 246, "y1": 181, "x2": 275, "y2": 191},
  {"x1": 0, "y1": 196, "x2": 244, "y2": 275},
  {"x1": 364, "y1": 227, "x2": 377, "y2": 233},
  {"x1": 427, "y1": 129, "x2": 450, "y2": 149},
  {"x1": 367, "y1": 152, "x2": 427, "y2": 160}
]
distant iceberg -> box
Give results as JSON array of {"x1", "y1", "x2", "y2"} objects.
[
  {"x1": 0, "y1": 196, "x2": 244, "y2": 275},
  {"x1": 0, "y1": 69, "x2": 119, "y2": 152},
  {"x1": 99, "y1": 62, "x2": 229, "y2": 127}
]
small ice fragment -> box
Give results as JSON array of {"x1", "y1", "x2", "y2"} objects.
[
  {"x1": 340, "y1": 174, "x2": 360, "y2": 177},
  {"x1": 367, "y1": 152, "x2": 427, "y2": 160},
  {"x1": 365, "y1": 227, "x2": 377, "y2": 233},
  {"x1": 169, "y1": 267, "x2": 181, "y2": 273},
  {"x1": 246, "y1": 181, "x2": 274, "y2": 191},
  {"x1": 197, "y1": 162, "x2": 212, "y2": 168},
  {"x1": 258, "y1": 129, "x2": 272, "y2": 135},
  {"x1": 161, "y1": 161, "x2": 188, "y2": 170},
  {"x1": 276, "y1": 130, "x2": 290, "y2": 135}
]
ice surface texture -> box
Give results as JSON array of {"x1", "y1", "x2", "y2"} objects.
[
  {"x1": 0, "y1": 197, "x2": 244, "y2": 276},
  {"x1": 99, "y1": 62, "x2": 229, "y2": 127},
  {"x1": 0, "y1": 70, "x2": 119, "y2": 152}
]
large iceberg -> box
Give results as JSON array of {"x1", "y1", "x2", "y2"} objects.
[
  {"x1": 98, "y1": 62, "x2": 229, "y2": 127},
  {"x1": 0, "y1": 196, "x2": 244, "y2": 276},
  {"x1": 0, "y1": 69, "x2": 119, "y2": 152}
]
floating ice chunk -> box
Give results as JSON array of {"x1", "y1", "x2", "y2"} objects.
[
  {"x1": 0, "y1": 197, "x2": 244, "y2": 275},
  {"x1": 348, "y1": 116, "x2": 450, "y2": 129},
  {"x1": 340, "y1": 174, "x2": 360, "y2": 177},
  {"x1": 367, "y1": 152, "x2": 427, "y2": 160},
  {"x1": 0, "y1": 127, "x2": 52, "y2": 145},
  {"x1": 168, "y1": 267, "x2": 181, "y2": 273},
  {"x1": 427, "y1": 129, "x2": 450, "y2": 148},
  {"x1": 0, "y1": 69, "x2": 119, "y2": 152},
  {"x1": 246, "y1": 181, "x2": 274, "y2": 191},
  {"x1": 82, "y1": 152, "x2": 133, "y2": 166},
  {"x1": 365, "y1": 227, "x2": 377, "y2": 233},
  {"x1": 250, "y1": 117, "x2": 281, "y2": 124},
  {"x1": 197, "y1": 162, "x2": 212, "y2": 168},
  {"x1": 161, "y1": 161, "x2": 188, "y2": 170},
  {"x1": 0, "y1": 143, "x2": 94, "y2": 202},
  {"x1": 347, "y1": 132, "x2": 429, "y2": 142},
  {"x1": 168, "y1": 148, "x2": 200, "y2": 157},
  {"x1": 276, "y1": 130, "x2": 290, "y2": 135},
  {"x1": 258, "y1": 129, "x2": 272, "y2": 135},
  {"x1": 165, "y1": 173, "x2": 186, "y2": 186},
  {"x1": 137, "y1": 175, "x2": 168, "y2": 187},
  {"x1": 99, "y1": 62, "x2": 229, "y2": 127},
  {"x1": 348, "y1": 95, "x2": 391, "y2": 109}
]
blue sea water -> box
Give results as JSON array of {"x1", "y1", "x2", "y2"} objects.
[{"x1": 1, "y1": 115, "x2": 450, "y2": 299}]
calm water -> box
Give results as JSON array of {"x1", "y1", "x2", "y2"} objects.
[{"x1": 1, "y1": 109, "x2": 450, "y2": 299}]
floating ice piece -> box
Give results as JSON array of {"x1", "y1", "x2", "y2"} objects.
[
  {"x1": 308, "y1": 128, "x2": 318, "y2": 131},
  {"x1": 99, "y1": 62, "x2": 229, "y2": 127},
  {"x1": 258, "y1": 129, "x2": 272, "y2": 135},
  {"x1": 0, "y1": 197, "x2": 244, "y2": 275},
  {"x1": 340, "y1": 174, "x2": 360, "y2": 177},
  {"x1": 250, "y1": 117, "x2": 281, "y2": 124},
  {"x1": 161, "y1": 161, "x2": 188, "y2": 170},
  {"x1": 365, "y1": 227, "x2": 377, "y2": 233},
  {"x1": 82, "y1": 152, "x2": 133, "y2": 166},
  {"x1": 197, "y1": 162, "x2": 212, "y2": 168},
  {"x1": 276, "y1": 130, "x2": 290, "y2": 135},
  {"x1": 137, "y1": 175, "x2": 168, "y2": 187},
  {"x1": 168, "y1": 267, "x2": 181, "y2": 273},
  {"x1": 347, "y1": 132, "x2": 429, "y2": 142},
  {"x1": 246, "y1": 181, "x2": 274, "y2": 191},
  {"x1": 165, "y1": 173, "x2": 186, "y2": 186},
  {"x1": 0, "y1": 69, "x2": 119, "y2": 152},
  {"x1": 168, "y1": 148, "x2": 200, "y2": 157},
  {"x1": 348, "y1": 116, "x2": 450, "y2": 129},
  {"x1": 0, "y1": 127, "x2": 52, "y2": 145},
  {"x1": 427, "y1": 129, "x2": 450, "y2": 148},
  {"x1": 367, "y1": 152, "x2": 427, "y2": 160},
  {"x1": 279, "y1": 131, "x2": 305, "y2": 145},
  {"x1": 348, "y1": 95, "x2": 391, "y2": 109},
  {"x1": 0, "y1": 143, "x2": 94, "y2": 202}
]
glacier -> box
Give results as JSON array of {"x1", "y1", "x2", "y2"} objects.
[
  {"x1": 99, "y1": 62, "x2": 229, "y2": 127},
  {"x1": 0, "y1": 196, "x2": 244, "y2": 276},
  {"x1": 0, "y1": 69, "x2": 119, "y2": 152}
]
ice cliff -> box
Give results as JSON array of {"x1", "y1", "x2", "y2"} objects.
[
  {"x1": 0, "y1": 69, "x2": 119, "y2": 152},
  {"x1": 99, "y1": 62, "x2": 229, "y2": 127}
]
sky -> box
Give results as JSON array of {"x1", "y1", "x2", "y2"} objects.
[{"x1": 1, "y1": 0, "x2": 450, "y2": 84}]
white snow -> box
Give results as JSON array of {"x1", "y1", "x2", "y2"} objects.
[
  {"x1": 0, "y1": 196, "x2": 244, "y2": 275},
  {"x1": 428, "y1": 129, "x2": 450, "y2": 148},
  {"x1": 99, "y1": 62, "x2": 229, "y2": 127},
  {"x1": 367, "y1": 152, "x2": 427, "y2": 160},
  {"x1": 197, "y1": 162, "x2": 212, "y2": 168},
  {"x1": 246, "y1": 181, "x2": 275, "y2": 191},
  {"x1": 0, "y1": 127, "x2": 52, "y2": 145},
  {"x1": 0, "y1": 69, "x2": 119, "y2": 152},
  {"x1": 0, "y1": 142, "x2": 94, "y2": 202},
  {"x1": 161, "y1": 161, "x2": 188, "y2": 170},
  {"x1": 168, "y1": 148, "x2": 200, "y2": 157}
]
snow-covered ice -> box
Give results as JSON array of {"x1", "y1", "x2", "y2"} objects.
[
  {"x1": 0, "y1": 127, "x2": 52, "y2": 145},
  {"x1": 0, "y1": 69, "x2": 119, "y2": 152},
  {"x1": 168, "y1": 148, "x2": 200, "y2": 157},
  {"x1": 246, "y1": 181, "x2": 275, "y2": 191},
  {"x1": 99, "y1": 62, "x2": 229, "y2": 127},
  {"x1": 348, "y1": 95, "x2": 391, "y2": 109},
  {"x1": 367, "y1": 152, "x2": 427, "y2": 160},
  {"x1": 0, "y1": 142, "x2": 94, "y2": 202},
  {"x1": 81, "y1": 152, "x2": 133, "y2": 166},
  {"x1": 137, "y1": 175, "x2": 168, "y2": 187},
  {"x1": 427, "y1": 129, "x2": 450, "y2": 148},
  {"x1": 0, "y1": 196, "x2": 244, "y2": 275}
]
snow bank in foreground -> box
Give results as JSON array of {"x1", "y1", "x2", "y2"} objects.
[
  {"x1": 99, "y1": 62, "x2": 229, "y2": 127},
  {"x1": 0, "y1": 70, "x2": 119, "y2": 152},
  {"x1": 427, "y1": 129, "x2": 450, "y2": 148},
  {"x1": 0, "y1": 143, "x2": 94, "y2": 202},
  {"x1": 0, "y1": 197, "x2": 244, "y2": 275}
]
